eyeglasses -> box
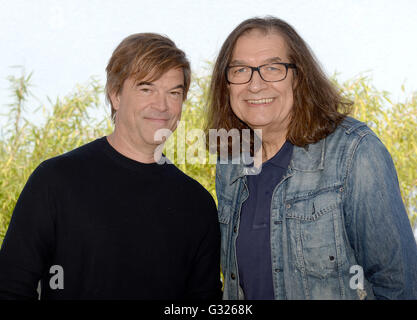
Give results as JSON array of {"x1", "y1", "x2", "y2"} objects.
[{"x1": 226, "y1": 62, "x2": 296, "y2": 84}]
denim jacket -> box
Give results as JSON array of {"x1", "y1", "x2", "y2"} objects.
[{"x1": 216, "y1": 117, "x2": 417, "y2": 300}]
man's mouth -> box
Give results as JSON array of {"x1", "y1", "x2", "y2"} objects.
[
  {"x1": 246, "y1": 98, "x2": 274, "y2": 105},
  {"x1": 145, "y1": 117, "x2": 169, "y2": 123}
]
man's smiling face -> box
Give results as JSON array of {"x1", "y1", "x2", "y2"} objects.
[
  {"x1": 110, "y1": 67, "x2": 185, "y2": 150},
  {"x1": 228, "y1": 29, "x2": 295, "y2": 137}
]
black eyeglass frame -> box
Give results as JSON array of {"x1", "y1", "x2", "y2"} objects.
[{"x1": 225, "y1": 62, "x2": 297, "y2": 84}]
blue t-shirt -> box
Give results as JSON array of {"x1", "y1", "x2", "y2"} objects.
[{"x1": 236, "y1": 140, "x2": 293, "y2": 299}]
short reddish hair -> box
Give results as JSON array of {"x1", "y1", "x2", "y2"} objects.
[{"x1": 105, "y1": 33, "x2": 191, "y2": 121}]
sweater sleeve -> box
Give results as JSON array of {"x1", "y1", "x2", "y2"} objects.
[
  {"x1": 184, "y1": 194, "x2": 222, "y2": 300},
  {"x1": 0, "y1": 163, "x2": 55, "y2": 300}
]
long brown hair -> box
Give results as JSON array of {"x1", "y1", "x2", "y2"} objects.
[{"x1": 205, "y1": 17, "x2": 352, "y2": 153}]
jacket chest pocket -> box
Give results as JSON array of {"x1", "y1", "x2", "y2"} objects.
[{"x1": 286, "y1": 188, "x2": 346, "y2": 279}]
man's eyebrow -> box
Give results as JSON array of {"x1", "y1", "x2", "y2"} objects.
[
  {"x1": 169, "y1": 84, "x2": 185, "y2": 91},
  {"x1": 136, "y1": 82, "x2": 184, "y2": 91},
  {"x1": 265, "y1": 57, "x2": 282, "y2": 63},
  {"x1": 229, "y1": 59, "x2": 247, "y2": 66},
  {"x1": 137, "y1": 81, "x2": 154, "y2": 86},
  {"x1": 229, "y1": 57, "x2": 283, "y2": 66}
]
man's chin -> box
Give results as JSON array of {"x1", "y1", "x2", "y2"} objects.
[{"x1": 147, "y1": 125, "x2": 174, "y2": 144}]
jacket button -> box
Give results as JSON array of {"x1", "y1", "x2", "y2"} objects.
[
  {"x1": 231, "y1": 273, "x2": 236, "y2": 280},
  {"x1": 233, "y1": 226, "x2": 237, "y2": 233},
  {"x1": 286, "y1": 203, "x2": 291, "y2": 209}
]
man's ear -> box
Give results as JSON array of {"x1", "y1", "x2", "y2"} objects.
[{"x1": 110, "y1": 91, "x2": 121, "y2": 111}]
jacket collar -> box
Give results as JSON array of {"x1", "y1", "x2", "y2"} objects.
[
  {"x1": 290, "y1": 138, "x2": 325, "y2": 172},
  {"x1": 228, "y1": 138, "x2": 325, "y2": 185}
]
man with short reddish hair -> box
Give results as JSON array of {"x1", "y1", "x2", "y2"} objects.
[{"x1": 0, "y1": 33, "x2": 221, "y2": 300}]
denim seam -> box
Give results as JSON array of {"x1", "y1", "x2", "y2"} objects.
[
  {"x1": 286, "y1": 184, "x2": 342, "y2": 202},
  {"x1": 343, "y1": 131, "x2": 372, "y2": 265},
  {"x1": 332, "y1": 209, "x2": 346, "y2": 298},
  {"x1": 286, "y1": 203, "x2": 338, "y2": 221},
  {"x1": 295, "y1": 219, "x2": 310, "y2": 299},
  {"x1": 342, "y1": 131, "x2": 372, "y2": 186},
  {"x1": 233, "y1": 177, "x2": 248, "y2": 300}
]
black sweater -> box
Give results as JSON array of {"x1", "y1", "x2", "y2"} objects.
[{"x1": 0, "y1": 137, "x2": 221, "y2": 300}]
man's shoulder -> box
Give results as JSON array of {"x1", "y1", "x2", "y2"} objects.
[
  {"x1": 336, "y1": 116, "x2": 374, "y2": 138},
  {"x1": 54, "y1": 137, "x2": 104, "y2": 161},
  {"x1": 321, "y1": 116, "x2": 389, "y2": 171},
  {"x1": 33, "y1": 138, "x2": 104, "y2": 180},
  {"x1": 323, "y1": 116, "x2": 377, "y2": 150}
]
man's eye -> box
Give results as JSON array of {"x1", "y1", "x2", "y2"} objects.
[
  {"x1": 171, "y1": 91, "x2": 183, "y2": 96},
  {"x1": 266, "y1": 64, "x2": 284, "y2": 72},
  {"x1": 139, "y1": 87, "x2": 152, "y2": 93},
  {"x1": 235, "y1": 67, "x2": 248, "y2": 74}
]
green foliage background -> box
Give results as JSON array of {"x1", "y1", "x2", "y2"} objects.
[{"x1": 0, "y1": 70, "x2": 416, "y2": 246}]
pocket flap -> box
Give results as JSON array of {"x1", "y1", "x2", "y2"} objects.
[{"x1": 218, "y1": 205, "x2": 231, "y2": 224}]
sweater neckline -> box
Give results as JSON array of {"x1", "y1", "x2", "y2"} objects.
[{"x1": 97, "y1": 136, "x2": 168, "y2": 173}]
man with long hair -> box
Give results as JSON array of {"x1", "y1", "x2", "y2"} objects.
[{"x1": 206, "y1": 17, "x2": 417, "y2": 299}]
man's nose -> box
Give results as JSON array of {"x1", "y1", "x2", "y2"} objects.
[
  {"x1": 247, "y1": 69, "x2": 268, "y2": 92},
  {"x1": 152, "y1": 93, "x2": 169, "y2": 112}
]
